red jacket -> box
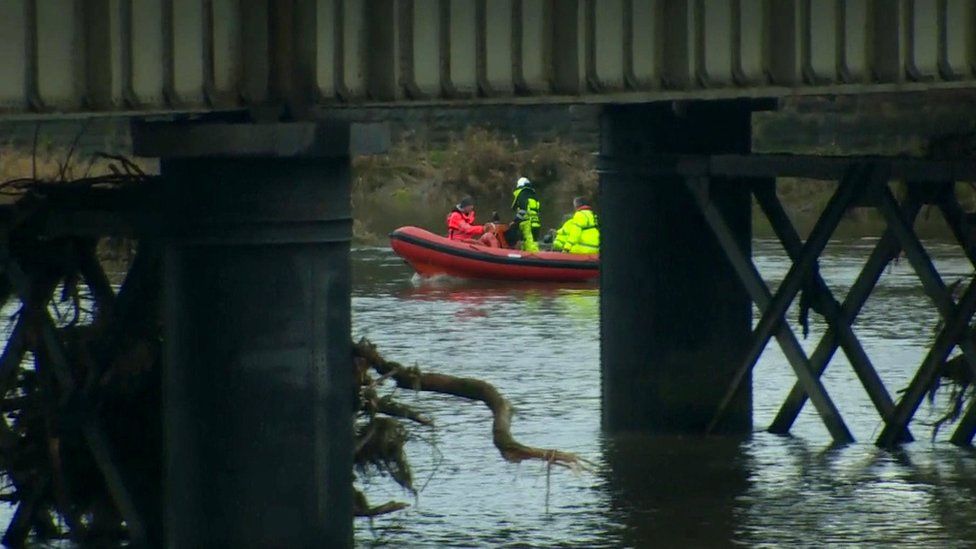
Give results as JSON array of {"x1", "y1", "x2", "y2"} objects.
[{"x1": 446, "y1": 209, "x2": 485, "y2": 240}]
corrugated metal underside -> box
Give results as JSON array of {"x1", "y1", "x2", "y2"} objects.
[{"x1": 0, "y1": 0, "x2": 974, "y2": 118}]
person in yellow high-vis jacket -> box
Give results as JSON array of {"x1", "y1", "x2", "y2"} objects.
[
  {"x1": 505, "y1": 176, "x2": 542, "y2": 252},
  {"x1": 552, "y1": 197, "x2": 599, "y2": 254}
]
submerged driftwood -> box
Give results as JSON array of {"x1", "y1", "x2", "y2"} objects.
[
  {"x1": 354, "y1": 339, "x2": 588, "y2": 467},
  {"x1": 351, "y1": 339, "x2": 590, "y2": 516}
]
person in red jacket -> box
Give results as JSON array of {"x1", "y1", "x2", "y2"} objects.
[{"x1": 446, "y1": 196, "x2": 487, "y2": 241}]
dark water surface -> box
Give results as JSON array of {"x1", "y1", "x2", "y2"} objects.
[{"x1": 352, "y1": 239, "x2": 976, "y2": 548}]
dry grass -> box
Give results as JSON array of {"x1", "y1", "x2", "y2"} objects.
[
  {"x1": 5, "y1": 131, "x2": 969, "y2": 245},
  {"x1": 0, "y1": 146, "x2": 158, "y2": 202},
  {"x1": 0, "y1": 146, "x2": 157, "y2": 272},
  {"x1": 752, "y1": 178, "x2": 976, "y2": 239}
]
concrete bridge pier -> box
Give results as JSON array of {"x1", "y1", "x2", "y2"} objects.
[
  {"x1": 134, "y1": 122, "x2": 373, "y2": 547},
  {"x1": 599, "y1": 101, "x2": 760, "y2": 435}
]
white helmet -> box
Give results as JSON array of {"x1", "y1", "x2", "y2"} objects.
[{"x1": 516, "y1": 176, "x2": 531, "y2": 189}]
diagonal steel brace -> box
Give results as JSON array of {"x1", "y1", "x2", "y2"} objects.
[
  {"x1": 768, "y1": 193, "x2": 923, "y2": 437},
  {"x1": 933, "y1": 188, "x2": 976, "y2": 445},
  {"x1": 686, "y1": 175, "x2": 854, "y2": 443},
  {"x1": 700, "y1": 166, "x2": 866, "y2": 438},
  {"x1": 876, "y1": 184, "x2": 976, "y2": 446},
  {"x1": 755, "y1": 176, "x2": 913, "y2": 442}
]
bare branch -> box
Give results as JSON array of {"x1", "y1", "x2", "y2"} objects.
[{"x1": 354, "y1": 339, "x2": 593, "y2": 472}]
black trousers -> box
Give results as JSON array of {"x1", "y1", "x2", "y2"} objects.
[{"x1": 505, "y1": 222, "x2": 540, "y2": 246}]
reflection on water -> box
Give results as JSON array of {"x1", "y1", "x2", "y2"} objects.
[
  {"x1": 353, "y1": 240, "x2": 976, "y2": 548},
  {"x1": 602, "y1": 434, "x2": 748, "y2": 548}
]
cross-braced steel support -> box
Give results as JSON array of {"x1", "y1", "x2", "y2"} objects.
[
  {"x1": 874, "y1": 183, "x2": 976, "y2": 447},
  {"x1": 687, "y1": 169, "x2": 863, "y2": 444},
  {"x1": 767, "y1": 191, "x2": 922, "y2": 442},
  {"x1": 601, "y1": 153, "x2": 976, "y2": 446}
]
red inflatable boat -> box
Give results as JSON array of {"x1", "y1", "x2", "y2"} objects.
[{"x1": 389, "y1": 226, "x2": 599, "y2": 282}]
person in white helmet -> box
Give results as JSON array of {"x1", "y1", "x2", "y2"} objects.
[{"x1": 506, "y1": 176, "x2": 542, "y2": 252}]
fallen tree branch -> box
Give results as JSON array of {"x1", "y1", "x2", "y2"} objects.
[
  {"x1": 353, "y1": 339, "x2": 591, "y2": 471},
  {"x1": 353, "y1": 489, "x2": 409, "y2": 518},
  {"x1": 376, "y1": 396, "x2": 434, "y2": 426}
]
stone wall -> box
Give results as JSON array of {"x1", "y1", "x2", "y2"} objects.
[
  {"x1": 0, "y1": 117, "x2": 132, "y2": 155},
  {"x1": 318, "y1": 104, "x2": 602, "y2": 150},
  {"x1": 0, "y1": 103, "x2": 602, "y2": 164},
  {"x1": 753, "y1": 89, "x2": 976, "y2": 157},
  {"x1": 0, "y1": 117, "x2": 138, "y2": 183}
]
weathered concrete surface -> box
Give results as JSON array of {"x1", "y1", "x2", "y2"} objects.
[
  {"x1": 133, "y1": 121, "x2": 389, "y2": 158},
  {"x1": 0, "y1": 117, "x2": 131, "y2": 154},
  {"x1": 319, "y1": 104, "x2": 601, "y2": 149},
  {"x1": 600, "y1": 101, "x2": 757, "y2": 435},
  {"x1": 3, "y1": 1, "x2": 976, "y2": 117},
  {"x1": 139, "y1": 123, "x2": 355, "y2": 548},
  {"x1": 0, "y1": 104, "x2": 601, "y2": 164}
]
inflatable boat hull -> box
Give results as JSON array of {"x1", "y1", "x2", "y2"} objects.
[{"x1": 389, "y1": 226, "x2": 598, "y2": 282}]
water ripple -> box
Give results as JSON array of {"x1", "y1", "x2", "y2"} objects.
[{"x1": 353, "y1": 243, "x2": 976, "y2": 547}]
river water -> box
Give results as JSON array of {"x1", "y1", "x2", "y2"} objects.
[{"x1": 352, "y1": 238, "x2": 976, "y2": 548}]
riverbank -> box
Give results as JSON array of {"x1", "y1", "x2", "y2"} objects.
[
  {"x1": 2, "y1": 132, "x2": 972, "y2": 247},
  {"x1": 351, "y1": 128, "x2": 597, "y2": 244},
  {"x1": 763, "y1": 178, "x2": 976, "y2": 240},
  {"x1": 353, "y1": 129, "x2": 976, "y2": 244}
]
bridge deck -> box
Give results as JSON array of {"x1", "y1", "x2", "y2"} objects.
[{"x1": 1, "y1": 1, "x2": 975, "y2": 118}]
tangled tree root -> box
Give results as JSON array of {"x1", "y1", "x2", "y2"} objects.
[
  {"x1": 923, "y1": 278, "x2": 976, "y2": 441},
  {"x1": 353, "y1": 488, "x2": 410, "y2": 517},
  {"x1": 926, "y1": 354, "x2": 975, "y2": 440},
  {"x1": 353, "y1": 338, "x2": 591, "y2": 471}
]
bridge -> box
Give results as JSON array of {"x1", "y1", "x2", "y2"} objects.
[
  {"x1": 1, "y1": 1, "x2": 976, "y2": 546},
  {"x1": 0, "y1": 0, "x2": 974, "y2": 115}
]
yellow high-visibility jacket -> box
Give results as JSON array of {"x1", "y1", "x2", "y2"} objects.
[
  {"x1": 553, "y1": 207, "x2": 599, "y2": 254},
  {"x1": 512, "y1": 187, "x2": 541, "y2": 229},
  {"x1": 512, "y1": 186, "x2": 542, "y2": 251}
]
